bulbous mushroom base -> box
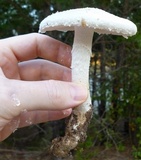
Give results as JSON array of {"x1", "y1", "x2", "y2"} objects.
[{"x1": 50, "y1": 106, "x2": 93, "y2": 158}]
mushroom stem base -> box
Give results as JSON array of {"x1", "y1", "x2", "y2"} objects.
[{"x1": 50, "y1": 106, "x2": 93, "y2": 158}]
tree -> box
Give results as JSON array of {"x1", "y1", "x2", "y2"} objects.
[{"x1": 0, "y1": 0, "x2": 53, "y2": 38}]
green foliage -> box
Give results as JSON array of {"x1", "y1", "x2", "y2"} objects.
[
  {"x1": 74, "y1": 115, "x2": 127, "y2": 159},
  {"x1": 0, "y1": 0, "x2": 51, "y2": 38},
  {"x1": 132, "y1": 146, "x2": 141, "y2": 159},
  {"x1": 0, "y1": 0, "x2": 33, "y2": 37},
  {"x1": 117, "y1": 142, "x2": 126, "y2": 152},
  {"x1": 74, "y1": 137, "x2": 98, "y2": 160},
  {"x1": 51, "y1": 0, "x2": 96, "y2": 10},
  {"x1": 132, "y1": 117, "x2": 141, "y2": 159}
]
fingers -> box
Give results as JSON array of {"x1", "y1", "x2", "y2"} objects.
[
  {"x1": 0, "y1": 109, "x2": 72, "y2": 141},
  {"x1": 0, "y1": 33, "x2": 71, "y2": 67},
  {"x1": 9, "y1": 80, "x2": 87, "y2": 115},
  {"x1": 17, "y1": 109, "x2": 72, "y2": 128},
  {"x1": 0, "y1": 33, "x2": 71, "y2": 79},
  {"x1": 0, "y1": 50, "x2": 20, "y2": 79},
  {"x1": 0, "y1": 79, "x2": 87, "y2": 141},
  {"x1": 18, "y1": 59, "x2": 71, "y2": 81}
]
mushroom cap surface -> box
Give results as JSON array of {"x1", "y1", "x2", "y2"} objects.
[{"x1": 39, "y1": 8, "x2": 137, "y2": 38}]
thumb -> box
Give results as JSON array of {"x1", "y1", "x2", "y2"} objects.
[{"x1": 10, "y1": 80, "x2": 87, "y2": 113}]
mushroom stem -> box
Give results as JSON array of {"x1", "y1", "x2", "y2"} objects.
[
  {"x1": 71, "y1": 26, "x2": 94, "y2": 112},
  {"x1": 50, "y1": 27, "x2": 94, "y2": 158}
]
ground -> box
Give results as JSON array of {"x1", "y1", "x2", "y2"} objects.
[{"x1": 0, "y1": 145, "x2": 133, "y2": 160}]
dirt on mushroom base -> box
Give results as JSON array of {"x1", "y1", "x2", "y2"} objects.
[{"x1": 50, "y1": 107, "x2": 93, "y2": 158}]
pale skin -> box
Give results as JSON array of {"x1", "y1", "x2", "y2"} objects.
[{"x1": 0, "y1": 33, "x2": 87, "y2": 141}]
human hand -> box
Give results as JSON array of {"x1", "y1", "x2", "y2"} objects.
[{"x1": 0, "y1": 33, "x2": 87, "y2": 141}]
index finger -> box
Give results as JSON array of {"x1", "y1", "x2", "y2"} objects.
[{"x1": 0, "y1": 33, "x2": 71, "y2": 67}]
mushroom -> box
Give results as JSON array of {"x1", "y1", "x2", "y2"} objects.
[{"x1": 39, "y1": 8, "x2": 137, "y2": 158}]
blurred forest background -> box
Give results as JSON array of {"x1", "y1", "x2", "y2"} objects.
[{"x1": 0, "y1": 0, "x2": 141, "y2": 160}]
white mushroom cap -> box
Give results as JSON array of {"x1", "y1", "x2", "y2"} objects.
[{"x1": 39, "y1": 8, "x2": 137, "y2": 38}]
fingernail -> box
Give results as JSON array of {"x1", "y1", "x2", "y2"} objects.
[{"x1": 70, "y1": 84, "x2": 87, "y2": 102}]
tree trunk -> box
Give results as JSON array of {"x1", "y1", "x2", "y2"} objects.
[
  {"x1": 112, "y1": 43, "x2": 125, "y2": 122},
  {"x1": 98, "y1": 37, "x2": 106, "y2": 118}
]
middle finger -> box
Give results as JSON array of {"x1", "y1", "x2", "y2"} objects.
[{"x1": 18, "y1": 59, "x2": 71, "y2": 81}]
